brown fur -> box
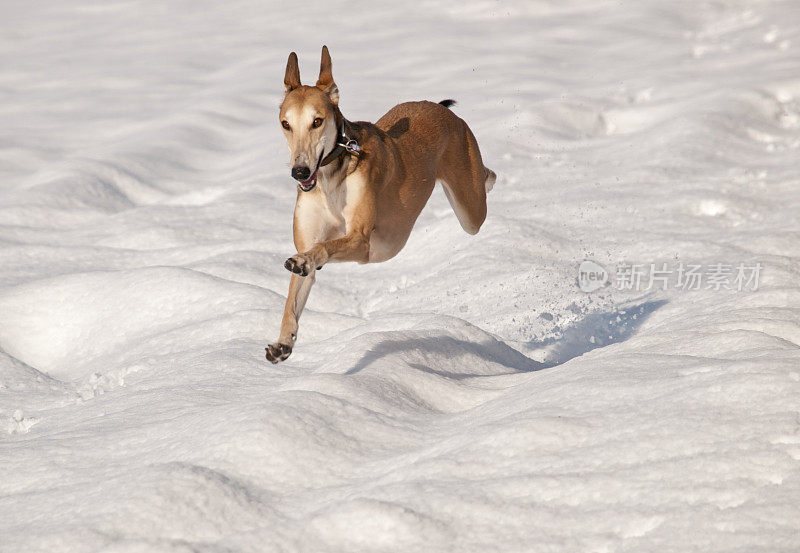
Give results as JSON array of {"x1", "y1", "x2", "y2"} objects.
[{"x1": 266, "y1": 46, "x2": 495, "y2": 363}]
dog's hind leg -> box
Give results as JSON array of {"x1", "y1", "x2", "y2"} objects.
[{"x1": 437, "y1": 121, "x2": 492, "y2": 235}]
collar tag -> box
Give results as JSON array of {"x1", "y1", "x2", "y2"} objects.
[{"x1": 340, "y1": 139, "x2": 362, "y2": 155}]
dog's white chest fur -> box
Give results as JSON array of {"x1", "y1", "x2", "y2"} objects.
[
  {"x1": 295, "y1": 173, "x2": 362, "y2": 240},
  {"x1": 295, "y1": 189, "x2": 345, "y2": 245}
]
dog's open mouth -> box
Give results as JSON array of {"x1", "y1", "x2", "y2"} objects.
[
  {"x1": 296, "y1": 149, "x2": 325, "y2": 192},
  {"x1": 297, "y1": 169, "x2": 317, "y2": 192}
]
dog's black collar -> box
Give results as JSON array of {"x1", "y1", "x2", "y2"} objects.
[{"x1": 320, "y1": 119, "x2": 361, "y2": 167}]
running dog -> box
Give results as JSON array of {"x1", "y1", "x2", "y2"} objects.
[{"x1": 266, "y1": 46, "x2": 495, "y2": 363}]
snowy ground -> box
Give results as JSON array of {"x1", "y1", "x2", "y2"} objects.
[{"x1": 2, "y1": 0, "x2": 800, "y2": 551}]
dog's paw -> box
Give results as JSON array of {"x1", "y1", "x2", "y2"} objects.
[
  {"x1": 284, "y1": 253, "x2": 314, "y2": 276},
  {"x1": 265, "y1": 342, "x2": 292, "y2": 364}
]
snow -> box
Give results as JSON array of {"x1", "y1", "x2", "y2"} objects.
[{"x1": 1, "y1": 0, "x2": 799, "y2": 551}]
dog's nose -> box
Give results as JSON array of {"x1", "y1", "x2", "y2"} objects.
[{"x1": 291, "y1": 166, "x2": 311, "y2": 181}]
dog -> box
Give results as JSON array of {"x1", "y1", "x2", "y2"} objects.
[{"x1": 266, "y1": 46, "x2": 495, "y2": 363}]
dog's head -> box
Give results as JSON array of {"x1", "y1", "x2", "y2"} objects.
[{"x1": 279, "y1": 46, "x2": 340, "y2": 192}]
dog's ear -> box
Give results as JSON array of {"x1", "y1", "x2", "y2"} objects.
[
  {"x1": 284, "y1": 52, "x2": 301, "y2": 92},
  {"x1": 316, "y1": 45, "x2": 339, "y2": 105}
]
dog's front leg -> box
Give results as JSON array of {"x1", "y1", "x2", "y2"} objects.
[
  {"x1": 284, "y1": 230, "x2": 371, "y2": 276},
  {"x1": 266, "y1": 271, "x2": 315, "y2": 364},
  {"x1": 268, "y1": 231, "x2": 367, "y2": 363}
]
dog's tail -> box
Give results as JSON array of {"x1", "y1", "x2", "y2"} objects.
[{"x1": 438, "y1": 99, "x2": 457, "y2": 109}]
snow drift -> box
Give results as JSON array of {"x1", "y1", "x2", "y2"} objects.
[{"x1": 1, "y1": 0, "x2": 799, "y2": 551}]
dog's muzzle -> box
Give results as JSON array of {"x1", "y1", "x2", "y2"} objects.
[
  {"x1": 294, "y1": 167, "x2": 317, "y2": 192},
  {"x1": 298, "y1": 172, "x2": 317, "y2": 191}
]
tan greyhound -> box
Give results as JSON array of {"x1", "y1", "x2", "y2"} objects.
[{"x1": 266, "y1": 45, "x2": 495, "y2": 363}]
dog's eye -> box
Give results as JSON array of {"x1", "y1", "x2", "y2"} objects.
[
  {"x1": 312, "y1": 118, "x2": 323, "y2": 128},
  {"x1": 281, "y1": 120, "x2": 291, "y2": 130}
]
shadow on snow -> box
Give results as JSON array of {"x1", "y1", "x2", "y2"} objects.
[{"x1": 345, "y1": 299, "x2": 667, "y2": 376}]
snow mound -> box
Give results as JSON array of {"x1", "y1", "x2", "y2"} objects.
[{"x1": 0, "y1": 267, "x2": 275, "y2": 380}]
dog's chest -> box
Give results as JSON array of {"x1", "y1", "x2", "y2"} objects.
[
  {"x1": 296, "y1": 175, "x2": 367, "y2": 241},
  {"x1": 295, "y1": 192, "x2": 344, "y2": 242}
]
